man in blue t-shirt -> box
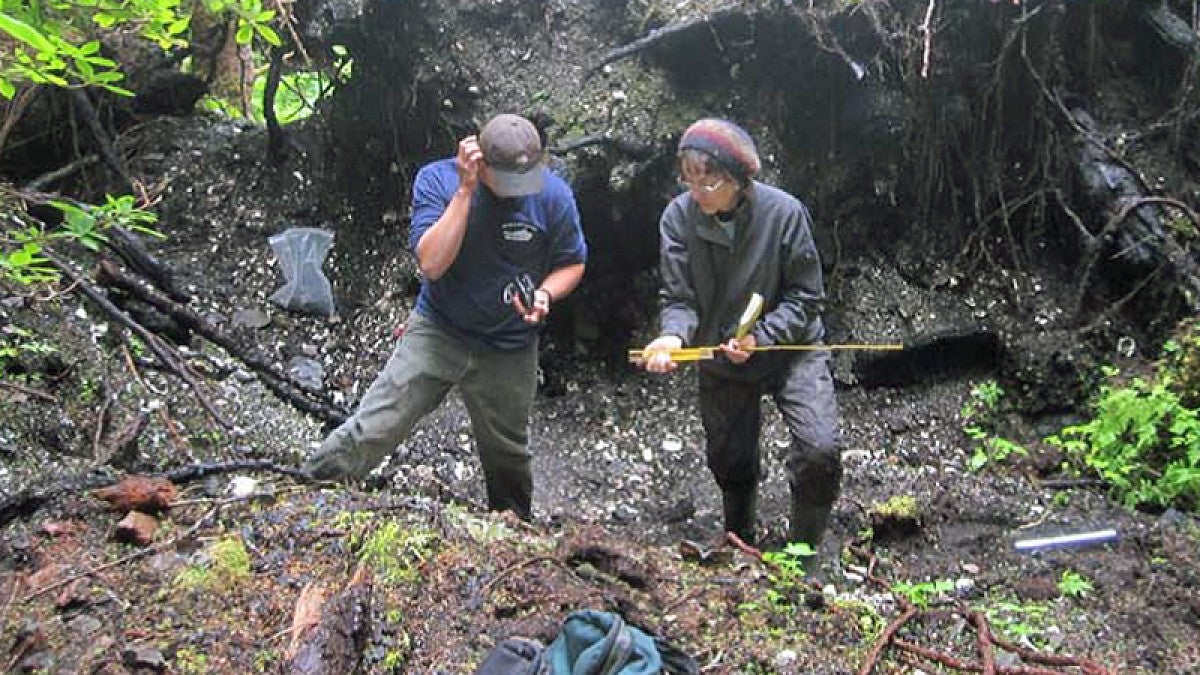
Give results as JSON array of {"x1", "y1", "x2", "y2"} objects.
[{"x1": 303, "y1": 114, "x2": 587, "y2": 520}]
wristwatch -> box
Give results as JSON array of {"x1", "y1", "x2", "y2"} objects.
[{"x1": 534, "y1": 288, "x2": 553, "y2": 307}]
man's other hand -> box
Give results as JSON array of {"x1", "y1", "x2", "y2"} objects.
[{"x1": 514, "y1": 288, "x2": 551, "y2": 324}]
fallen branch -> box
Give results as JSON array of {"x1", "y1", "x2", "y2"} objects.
[
  {"x1": 0, "y1": 380, "x2": 58, "y2": 403},
  {"x1": 0, "y1": 459, "x2": 307, "y2": 529},
  {"x1": 44, "y1": 251, "x2": 232, "y2": 429},
  {"x1": 22, "y1": 154, "x2": 100, "y2": 193},
  {"x1": 96, "y1": 258, "x2": 349, "y2": 425},
  {"x1": 0, "y1": 84, "x2": 39, "y2": 158},
  {"x1": 285, "y1": 581, "x2": 328, "y2": 660},
  {"x1": 919, "y1": 0, "x2": 936, "y2": 79},
  {"x1": 891, "y1": 638, "x2": 1064, "y2": 675},
  {"x1": 471, "y1": 555, "x2": 563, "y2": 610},
  {"x1": 852, "y1": 548, "x2": 1112, "y2": 674},
  {"x1": 858, "y1": 605, "x2": 918, "y2": 675},
  {"x1": 1072, "y1": 195, "x2": 1200, "y2": 324},
  {"x1": 585, "y1": 4, "x2": 745, "y2": 79},
  {"x1": 723, "y1": 530, "x2": 762, "y2": 559},
  {"x1": 550, "y1": 134, "x2": 656, "y2": 159},
  {"x1": 68, "y1": 88, "x2": 133, "y2": 193},
  {"x1": 990, "y1": 634, "x2": 1113, "y2": 675}
]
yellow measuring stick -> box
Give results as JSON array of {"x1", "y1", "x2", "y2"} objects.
[{"x1": 628, "y1": 343, "x2": 904, "y2": 363}]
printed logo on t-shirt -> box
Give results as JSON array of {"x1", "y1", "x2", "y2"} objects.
[{"x1": 501, "y1": 221, "x2": 537, "y2": 242}]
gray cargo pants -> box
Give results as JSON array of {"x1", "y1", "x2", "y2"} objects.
[
  {"x1": 303, "y1": 312, "x2": 539, "y2": 519},
  {"x1": 698, "y1": 350, "x2": 842, "y2": 510}
]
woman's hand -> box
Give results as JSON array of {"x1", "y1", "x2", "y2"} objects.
[
  {"x1": 719, "y1": 334, "x2": 756, "y2": 365},
  {"x1": 641, "y1": 335, "x2": 683, "y2": 373}
]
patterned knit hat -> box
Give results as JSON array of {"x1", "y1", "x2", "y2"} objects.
[{"x1": 677, "y1": 118, "x2": 761, "y2": 180}]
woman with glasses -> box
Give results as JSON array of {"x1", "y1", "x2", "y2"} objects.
[{"x1": 639, "y1": 118, "x2": 841, "y2": 565}]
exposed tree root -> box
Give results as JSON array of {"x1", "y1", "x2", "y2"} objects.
[
  {"x1": 853, "y1": 548, "x2": 1113, "y2": 675},
  {"x1": 585, "y1": 4, "x2": 747, "y2": 79}
]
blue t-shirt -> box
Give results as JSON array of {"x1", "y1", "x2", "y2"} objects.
[{"x1": 408, "y1": 158, "x2": 587, "y2": 350}]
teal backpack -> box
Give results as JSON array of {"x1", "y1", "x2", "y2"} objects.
[{"x1": 475, "y1": 610, "x2": 696, "y2": 675}]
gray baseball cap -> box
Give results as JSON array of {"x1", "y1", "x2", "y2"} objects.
[{"x1": 480, "y1": 114, "x2": 545, "y2": 197}]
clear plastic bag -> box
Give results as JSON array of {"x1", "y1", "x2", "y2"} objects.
[{"x1": 268, "y1": 227, "x2": 336, "y2": 317}]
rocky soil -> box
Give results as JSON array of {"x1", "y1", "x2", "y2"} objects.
[
  {"x1": 1, "y1": 110, "x2": 1197, "y2": 674},
  {"x1": 3, "y1": 0, "x2": 1200, "y2": 672}
]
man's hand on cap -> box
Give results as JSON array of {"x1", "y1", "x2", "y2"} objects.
[{"x1": 457, "y1": 136, "x2": 483, "y2": 193}]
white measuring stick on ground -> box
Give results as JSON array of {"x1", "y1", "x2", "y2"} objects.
[{"x1": 1014, "y1": 529, "x2": 1119, "y2": 552}]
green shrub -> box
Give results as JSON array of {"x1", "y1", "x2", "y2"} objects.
[
  {"x1": 1160, "y1": 318, "x2": 1200, "y2": 408},
  {"x1": 1048, "y1": 366, "x2": 1200, "y2": 513}
]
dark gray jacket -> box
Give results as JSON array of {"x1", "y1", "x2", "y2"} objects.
[{"x1": 658, "y1": 181, "x2": 826, "y2": 380}]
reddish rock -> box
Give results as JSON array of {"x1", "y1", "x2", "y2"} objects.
[{"x1": 114, "y1": 511, "x2": 159, "y2": 546}]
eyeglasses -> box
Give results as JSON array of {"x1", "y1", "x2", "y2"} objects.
[{"x1": 677, "y1": 176, "x2": 727, "y2": 194}]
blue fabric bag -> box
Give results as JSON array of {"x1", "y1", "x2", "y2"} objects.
[
  {"x1": 541, "y1": 610, "x2": 663, "y2": 674},
  {"x1": 475, "y1": 610, "x2": 698, "y2": 675}
]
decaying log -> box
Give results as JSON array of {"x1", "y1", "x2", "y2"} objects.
[
  {"x1": 285, "y1": 564, "x2": 374, "y2": 675},
  {"x1": 92, "y1": 476, "x2": 178, "y2": 514},
  {"x1": 95, "y1": 259, "x2": 349, "y2": 425},
  {"x1": 285, "y1": 582, "x2": 329, "y2": 660},
  {"x1": 1068, "y1": 107, "x2": 1200, "y2": 317}
]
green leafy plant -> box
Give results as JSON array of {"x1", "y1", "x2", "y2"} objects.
[
  {"x1": 1, "y1": 0, "x2": 282, "y2": 100},
  {"x1": 1057, "y1": 569, "x2": 1093, "y2": 598},
  {"x1": 961, "y1": 380, "x2": 1028, "y2": 471},
  {"x1": 962, "y1": 380, "x2": 1004, "y2": 420},
  {"x1": 204, "y1": 0, "x2": 280, "y2": 46},
  {"x1": 967, "y1": 433, "x2": 1029, "y2": 472},
  {"x1": 1, "y1": 195, "x2": 163, "y2": 284},
  {"x1": 0, "y1": 326, "x2": 57, "y2": 381},
  {"x1": 1160, "y1": 319, "x2": 1200, "y2": 408},
  {"x1": 984, "y1": 600, "x2": 1049, "y2": 645},
  {"x1": 1047, "y1": 365, "x2": 1200, "y2": 513},
  {"x1": 0, "y1": 6, "x2": 131, "y2": 97},
  {"x1": 0, "y1": 326, "x2": 56, "y2": 361},
  {"x1": 890, "y1": 579, "x2": 953, "y2": 609},
  {"x1": 760, "y1": 541, "x2": 815, "y2": 608},
  {"x1": 204, "y1": 44, "x2": 352, "y2": 124}
]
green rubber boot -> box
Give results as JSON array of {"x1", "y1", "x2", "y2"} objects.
[{"x1": 722, "y1": 487, "x2": 759, "y2": 546}]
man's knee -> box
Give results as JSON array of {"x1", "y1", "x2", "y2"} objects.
[
  {"x1": 302, "y1": 428, "x2": 369, "y2": 481},
  {"x1": 787, "y1": 439, "x2": 842, "y2": 506}
]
